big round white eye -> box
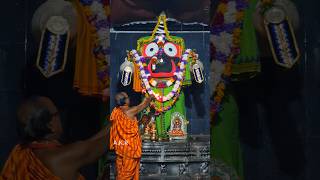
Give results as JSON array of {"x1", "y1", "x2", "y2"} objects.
[
  {"x1": 164, "y1": 42, "x2": 178, "y2": 57},
  {"x1": 144, "y1": 42, "x2": 159, "y2": 57}
]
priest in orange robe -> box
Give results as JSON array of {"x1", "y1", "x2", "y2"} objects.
[
  {"x1": 110, "y1": 92, "x2": 151, "y2": 180},
  {"x1": 1, "y1": 96, "x2": 110, "y2": 180}
]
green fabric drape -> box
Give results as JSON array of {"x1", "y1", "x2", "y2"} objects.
[
  {"x1": 211, "y1": 94, "x2": 244, "y2": 180},
  {"x1": 154, "y1": 89, "x2": 186, "y2": 139},
  {"x1": 154, "y1": 58, "x2": 192, "y2": 138},
  {"x1": 233, "y1": 0, "x2": 260, "y2": 76}
]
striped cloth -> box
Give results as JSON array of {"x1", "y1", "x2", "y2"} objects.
[{"x1": 109, "y1": 107, "x2": 141, "y2": 179}]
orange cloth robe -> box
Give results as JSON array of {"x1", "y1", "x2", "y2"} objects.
[
  {"x1": 0, "y1": 145, "x2": 85, "y2": 180},
  {"x1": 109, "y1": 108, "x2": 142, "y2": 180}
]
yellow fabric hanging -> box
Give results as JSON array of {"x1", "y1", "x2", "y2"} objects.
[
  {"x1": 133, "y1": 63, "x2": 142, "y2": 92},
  {"x1": 73, "y1": 1, "x2": 101, "y2": 96}
]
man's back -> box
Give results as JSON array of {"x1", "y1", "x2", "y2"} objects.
[
  {"x1": 0, "y1": 144, "x2": 70, "y2": 180},
  {"x1": 33, "y1": 147, "x2": 84, "y2": 180}
]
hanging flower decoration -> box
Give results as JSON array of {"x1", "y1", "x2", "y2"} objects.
[
  {"x1": 210, "y1": 0, "x2": 248, "y2": 123},
  {"x1": 130, "y1": 49, "x2": 191, "y2": 102},
  {"x1": 129, "y1": 49, "x2": 196, "y2": 115},
  {"x1": 79, "y1": 0, "x2": 111, "y2": 90},
  {"x1": 149, "y1": 78, "x2": 175, "y2": 88}
]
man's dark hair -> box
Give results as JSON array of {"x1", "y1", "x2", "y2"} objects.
[
  {"x1": 115, "y1": 93, "x2": 128, "y2": 107},
  {"x1": 116, "y1": 96, "x2": 127, "y2": 107},
  {"x1": 17, "y1": 96, "x2": 54, "y2": 143}
]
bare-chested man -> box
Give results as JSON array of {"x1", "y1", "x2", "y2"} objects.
[{"x1": 1, "y1": 96, "x2": 109, "y2": 180}]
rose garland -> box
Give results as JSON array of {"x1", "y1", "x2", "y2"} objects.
[
  {"x1": 79, "y1": 0, "x2": 111, "y2": 90},
  {"x1": 210, "y1": 0, "x2": 248, "y2": 122},
  {"x1": 130, "y1": 49, "x2": 194, "y2": 115}
]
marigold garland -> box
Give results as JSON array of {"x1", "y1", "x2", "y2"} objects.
[{"x1": 210, "y1": 0, "x2": 248, "y2": 123}]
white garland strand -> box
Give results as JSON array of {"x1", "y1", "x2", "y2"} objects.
[
  {"x1": 210, "y1": 0, "x2": 238, "y2": 95},
  {"x1": 131, "y1": 49, "x2": 192, "y2": 102}
]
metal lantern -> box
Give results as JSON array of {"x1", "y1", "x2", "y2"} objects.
[
  {"x1": 192, "y1": 60, "x2": 204, "y2": 83},
  {"x1": 120, "y1": 58, "x2": 134, "y2": 86}
]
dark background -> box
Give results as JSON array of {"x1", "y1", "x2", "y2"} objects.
[
  {"x1": 231, "y1": 0, "x2": 320, "y2": 179},
  {"x1": 0, "y1": 0, "x2": 319, "y2": 180},
  {"x1": 111, "y1": 0, "x2": 211, "y2": 25}
]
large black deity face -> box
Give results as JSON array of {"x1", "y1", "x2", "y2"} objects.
[{"x1": 141, "y1": 35, "x2": 183, "y2": 78}]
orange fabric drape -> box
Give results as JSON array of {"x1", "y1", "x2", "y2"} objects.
[
  {"x1": 109, "y1": 108, "x2": 141, "y2": 179},
  {"x1": 73, "y1": 1, "x2": 101, "y2": 96},
  {"x1": 0, "y1": 145, "x2": 85, "y2": 180}
]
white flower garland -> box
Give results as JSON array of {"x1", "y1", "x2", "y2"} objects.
[
  {"x1": 79, "y1": 0, "x2": 111, "y2": 88},
  {"x1": 131, "y1": 49, "x2": 191, "y2": 102},
  {"x1": 210, "y1": 0, "x2": 239, "y2": 94},
  {"x1": 89, "y1": 1, "x2": 110, "y2": 55}
]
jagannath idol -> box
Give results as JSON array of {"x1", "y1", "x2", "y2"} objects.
[{"x1": 119, "y1": 13, "x2": 204, "y2": 141}]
